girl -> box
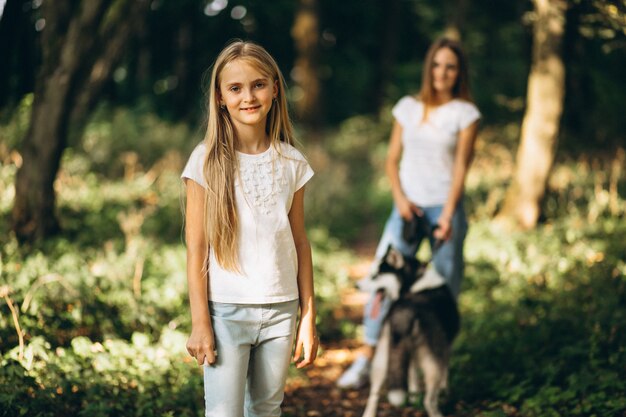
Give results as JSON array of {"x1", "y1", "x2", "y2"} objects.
[
  {"x1": 181, "y1": 40, "x2": 318, "y2": 417},
  {"x1": 337, "y1": 37, "x2": 481, "y2": 389}
]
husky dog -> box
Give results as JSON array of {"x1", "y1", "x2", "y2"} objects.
[{"x1": 358, "y1": 246, "x2": 460, "y2": 417}]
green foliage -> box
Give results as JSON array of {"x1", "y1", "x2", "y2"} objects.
[
  {"x1": 309, "y1": 228, "x2": 358, "y2": 341},
  {"x1": 78, "y1": 104, "x2": 197, "y2": 178},
  {"x1": 448, "y1": 149, "x2": 626, "y2": 416},
  {"x1": 0, "y1": 94, "x2": 33, "y2": 152},
  {"x1": 304, "y1": 112, "x2": 392, "y2": 242},
  {"x1": 1, "y1": 109, "x2": 625, "y2": 415},
  {"x1": 0, "y1": 333, "x2": 203, "y2": 417}
]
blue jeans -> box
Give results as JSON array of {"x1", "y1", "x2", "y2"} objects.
[
  {"x1": 363, "y1": 204, "x2": 467, "y2": 346},
  {"x1": 204, "y1": 300, "x2": 298, "y2": 417}
]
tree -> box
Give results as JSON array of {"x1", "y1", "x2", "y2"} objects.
[
  {"x1": 291, "y1": 0, "x2": 322, "y2": 129},
  {"x1": 11, "y1": 0, "x2": 150, "y2": 243},
  {"x1": 369, "y1": 0, "x2": 401, "y2": 113},
  {"x1": 0, "y1": 0, "x2": 38, "y2": 112},
  {"x1": 497, "y1": 0, "x2": 567, "y2": 229},
  {"x1": 443, "y1": 0, "x2": 468, "y2": 40}
]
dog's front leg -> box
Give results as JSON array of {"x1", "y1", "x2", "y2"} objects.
[{"x1": 362, "y1": 322, "x2": 391, "y2": 417}]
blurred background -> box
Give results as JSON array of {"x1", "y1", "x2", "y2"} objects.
[{"x1": 0, "y1": 1, "x2": 625, "y2": 416}]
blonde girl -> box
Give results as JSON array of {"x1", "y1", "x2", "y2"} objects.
[{"x1": 181, "y1": 40, "x2": 318, "y2": 417}]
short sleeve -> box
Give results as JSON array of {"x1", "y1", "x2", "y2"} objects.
[
  {"x1": 295, "y1": 159, "x2": 314, "y2": 191},
  {"x1": 290, "y1": 149, "x2": 314, "y2": 191},
  {"x1": 392, "y1": 96, "x2": 421, "y2": 128},
  {"x1": 280, "y1": 143, "x2": 314, "y2": 191},
  {"x1": 458, "y1": 102, "x2": 481, "y2": 130},
  {"x1": 181, "y1": 143, "x2": 208, "y2": 188}
]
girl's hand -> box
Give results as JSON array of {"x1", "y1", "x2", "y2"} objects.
[
  {"x1": 186, "y1": 325, "x2": 217, "y2": 366},
  {"x1": 434, "y1": 215, "x2": 452, "y2": 241},
  {"x1": 293, "y1": 316, "x2": 318, "y2": 369},
  {"x1": 395, "y1": 195, "x2": 422, "y2": 221}
]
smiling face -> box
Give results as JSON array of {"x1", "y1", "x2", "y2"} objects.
[
  {"x1": 431, "y1": 47, "x2": 460, "y2": 96},
  {"x1": 218, "y1": 58, "x2": 277, "y2": 133}
]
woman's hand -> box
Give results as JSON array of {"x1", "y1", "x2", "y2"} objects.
[
  {"x1": 293, "y1": 316, "x2": 318, "y2": 369},
  {"x1": 186, "y1": 324, "x2": 217, "y2": 366},
  {"x1": 434, "y1": 215, "x2": 452, "y2": 241},
  {"x1": 395, "y1": 195, "x2": 422, "y2": 221}
]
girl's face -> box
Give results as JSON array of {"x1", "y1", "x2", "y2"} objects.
[
  {"x1": 218, "y1": 59, "x2": 277, "y2": 132},
  {"x1": 431, "y1": 47, "x2": 459, "y2": 96}
]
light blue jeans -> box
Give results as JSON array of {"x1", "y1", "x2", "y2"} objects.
[
  {"x1": 363, "y1": 204, "x2": 467, "y2": 346},
  {"x1": 204, "y1": 300, "x2": 299, "y2": 417}
]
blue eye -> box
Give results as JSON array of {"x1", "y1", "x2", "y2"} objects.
[{"x1": 229, "y1": 86, "x2": 240, "y2": 92}]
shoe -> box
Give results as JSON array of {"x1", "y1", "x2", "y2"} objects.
[{"x1": 337, "y1": 355, "x2": 370, "y2": 389}]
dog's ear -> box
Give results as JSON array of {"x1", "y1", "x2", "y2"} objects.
[{"x1": 385, "y1": 246, "x2": 405, "y2": 269}]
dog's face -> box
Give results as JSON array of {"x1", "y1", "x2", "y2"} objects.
[{"x1": 357, "y1": 246, "x2": 423, "y2": 301}]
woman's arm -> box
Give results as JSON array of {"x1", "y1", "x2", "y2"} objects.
[
  {"x1": 436, "y1": 119, "x2": 480, "y2": 240},
  {"x1": 386, "y1": 120, "x2": 421, "y2": 220},
  {"x1": 288, "y1": 186, "x2": 318, "y2": 369},
  {"x1": 184, "y1": 179, "x2": 217, "y2": 366}
]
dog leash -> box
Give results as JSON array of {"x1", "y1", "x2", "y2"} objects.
[{"x1": 403, "y1": 211, "x2": 444, "y2": 253}]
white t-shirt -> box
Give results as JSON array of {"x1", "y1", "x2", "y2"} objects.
[
  {"x1": 392, "y1": 96, "x2": 481, "y2": 206},
  {"x1": 181, "y1": 141, "x2": 314, "y2": 304}
]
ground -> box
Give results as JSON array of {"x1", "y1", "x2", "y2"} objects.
[{"x1": 283, "y1": 339, "x2": 434, "y2": 417}]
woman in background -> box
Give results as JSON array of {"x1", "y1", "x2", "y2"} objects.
[{"x1": 337, "y1": 37, "x2": 481, "y2": 389}]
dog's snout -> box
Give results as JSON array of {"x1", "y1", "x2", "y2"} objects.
[{"x1": 356, "y1": 275, "x2": 375, "y2": 292}]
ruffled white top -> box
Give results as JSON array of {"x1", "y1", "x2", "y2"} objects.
[{"x1": 181, "y1": 141, "x2": 314, "y2": 304}]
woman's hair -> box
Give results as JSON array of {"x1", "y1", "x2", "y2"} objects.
[
  {"x1": 202, "y1": 40, "x2": 295, "y2": 271},
  {"x1": 418, "y1": 38, "x2": 473, "y2": 113}
]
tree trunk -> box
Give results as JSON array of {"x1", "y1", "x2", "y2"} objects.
[
  {"x1": 291, "y1": 0, "x2": 321, "y2": 130},
  {"x1": 497, "y1": 0, "x2": 567, "y2": 229},
  {"x1": 12, "y1": 84, "x2": 71, "y2": 239},
  {"x1": 173, "y1": 17, "x2": 193, "y2": 119},
  {"x1": 12, "y1": 0, "x2": 149, "y2": 243},
  {"x1": 134, "y1": 7, "x2": 151, "y2": 97},
  {"x1": 12, "y1": 0, "x2": 107, "y2": 241},
  {"x1": 443, "y1": 0, "x2": 468, "y2": 41},
  {"x1": 369, "y1": 0, "x2": 401, "y2": 113}
]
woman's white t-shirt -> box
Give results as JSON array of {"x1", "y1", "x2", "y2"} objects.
[
  {"x1": 392, "y1": 96, "x2": 481, "y2": 207},
  {"x1": 181, "y1": 141, "x2": 314, "y2": 304}
]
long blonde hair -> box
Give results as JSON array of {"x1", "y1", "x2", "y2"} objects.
[
  {"x1": 203, "y1": 40, "x2": 295, "y2": 272},
  {"x1": 418, "y1": 38, "x2": 473, "y2": 120}
]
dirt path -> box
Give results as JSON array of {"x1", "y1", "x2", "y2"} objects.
[{"x1": 283, "y1": 339, "x2": 430, "y2": 417}]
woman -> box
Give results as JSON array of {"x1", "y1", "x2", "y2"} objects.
[{"x1": 337, "y1": 37, "x2": 480, "y2": 389}]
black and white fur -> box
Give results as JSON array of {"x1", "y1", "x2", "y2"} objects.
[{"x1": 357, "y1": 246, "x2": 460, "y2": 417}]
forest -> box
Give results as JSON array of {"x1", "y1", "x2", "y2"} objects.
[{"x1": 0, "y1": 0, "x2": 625, "y2": 416}]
